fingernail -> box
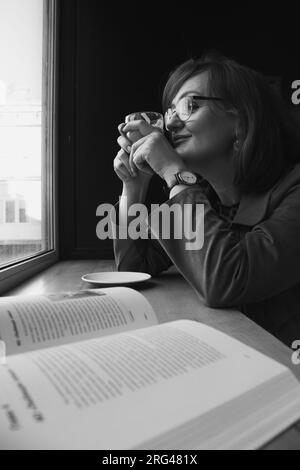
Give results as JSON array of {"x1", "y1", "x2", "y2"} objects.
[{"x1": 127, "y1": 145, "x2": 131, "y2": 153}]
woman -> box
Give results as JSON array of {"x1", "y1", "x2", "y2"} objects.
[{"x1": 113, "y1": 52, "x2": 300, "y2": 347}]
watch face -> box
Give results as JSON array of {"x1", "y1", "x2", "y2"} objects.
[{"x1": 179, "y1": 171, "x2": 197, "y2": 185}]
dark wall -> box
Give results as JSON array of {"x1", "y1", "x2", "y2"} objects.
[{"x1": 58, "y1": 1, "x2": 300, "y2": 259}]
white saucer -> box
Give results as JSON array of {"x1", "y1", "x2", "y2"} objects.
[{"x1": 81, "y1": 271, "x2": 151, "y2": 286}]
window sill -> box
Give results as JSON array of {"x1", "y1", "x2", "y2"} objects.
[{"x1": 0, "y1": 250, "x2": 59, "y2": 295}]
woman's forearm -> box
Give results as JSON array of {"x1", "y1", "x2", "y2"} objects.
[
  {"x1": 118, "y1": 182, "x2": 149, "y2": 226},
  {"x1": 114, "y1": 181, "x2": 172, "y2": 275}
]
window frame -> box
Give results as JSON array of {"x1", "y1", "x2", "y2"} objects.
[{"x1": 0, "y1": 0, "x2": 59, "y2": 295}]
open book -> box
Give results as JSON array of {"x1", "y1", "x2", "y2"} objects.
[{"x1": 0, "y1": 286, "x2": 300, "y2": 450}]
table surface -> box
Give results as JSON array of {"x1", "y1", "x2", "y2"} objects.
[{"x1": 5, "y1": 259, "x2": 300, "y2": 450}]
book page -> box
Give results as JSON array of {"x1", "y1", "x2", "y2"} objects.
[
  {"x1": 0, "y1": 319, "x2": 299, "y2": 450},
  {"x1": 0, "y1": 287, "x2": 157, "y2": 355}
]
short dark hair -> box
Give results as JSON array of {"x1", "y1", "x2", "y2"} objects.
[{"x1": 162, "y1": 52, "x2": 300, "y2": 193}]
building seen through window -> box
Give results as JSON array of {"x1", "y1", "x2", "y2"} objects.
[{"x1": 0, "y1": 0, "x2": 47, "y2": 267}]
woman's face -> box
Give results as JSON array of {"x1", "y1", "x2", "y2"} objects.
[{"x1": 167, "y1": 72, "x2": 237, "y2": 170}]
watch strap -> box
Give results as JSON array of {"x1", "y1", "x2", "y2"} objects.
[{"x1": 167, "y1": 171, "x2": 200, "y2": 190}]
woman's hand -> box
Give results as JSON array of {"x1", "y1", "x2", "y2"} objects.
[
  {"x1": 122, "y1": 120, "x2": 186, "y2": 185},
  {"x1": 114, "y1": 122, "x2": 154, "y2": 189}
]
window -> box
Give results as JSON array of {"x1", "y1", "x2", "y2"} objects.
[
  {"x1": 19, "y1": 200, "x2": 28, "y2": 223},
  {"x1": 5, "y1": 200, "x2": 15, "y2": 223},
  {"x1": 0, "y1": 200, "x2": 3, "y2": 224},
  {"x1": 0, "y1": 0, "x2": 58, "y2": 292}
]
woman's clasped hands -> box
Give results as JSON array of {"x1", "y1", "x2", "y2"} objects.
[{"x1": 114, "y1": 119, "x2": 185, "y2": 187}]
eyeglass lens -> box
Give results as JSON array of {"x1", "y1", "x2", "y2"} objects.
[{"x1": 165, "y1": 97, "x2": 193, "y2": 127}]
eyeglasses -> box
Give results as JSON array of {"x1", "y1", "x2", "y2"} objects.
[{"x1": 164, "y1": 95, "x2": 224, "y2": 130}]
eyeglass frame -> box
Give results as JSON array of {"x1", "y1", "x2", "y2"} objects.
[{"x1": 164, "y1": 95, "x2": 224, "y2": 130}]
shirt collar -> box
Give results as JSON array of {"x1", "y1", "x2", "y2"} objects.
[
  {"x1": 232, "y1": 189, "x2": 272, "y2": 226},
  {"x1": 199, "y1": 164, "x2": 300, "y2": 227},
  {"x1": 202, "y1": 178, "x2": 272, "y2": 226}
]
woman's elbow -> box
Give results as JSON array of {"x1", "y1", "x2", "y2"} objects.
[
  {"x1": 203, "y1": 295, "x2": 231, "y2": 309},
  {"x1": 194, "y1": 280, "x2": 239, "y2": 309}
]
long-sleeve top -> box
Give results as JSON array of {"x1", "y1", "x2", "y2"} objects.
[{"x1": 113, "y1": 163, "x2": 300, "y2": 347}]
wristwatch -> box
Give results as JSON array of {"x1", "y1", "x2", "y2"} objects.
[{"x1": 166, "y1": 170, "x2": 200, "y2": 190}]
